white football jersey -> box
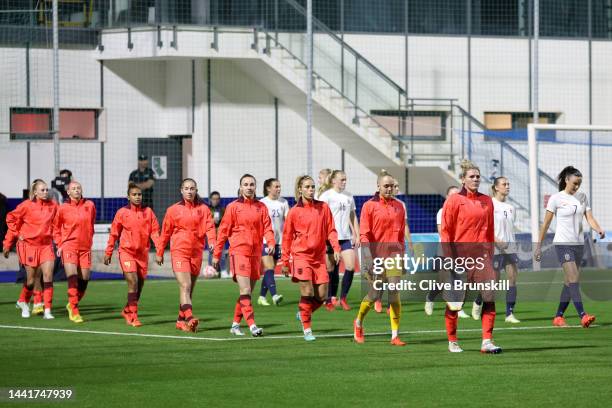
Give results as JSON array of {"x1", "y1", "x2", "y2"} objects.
[
  {"x1": 493, "y1": 197, "x2": 517, "y2": 253},
  {"x1": 260, "y1": 196, "x2": 289, "y2": 245},
  {"x1": 318, "y1": 189, "x2": 356, "y2": 240},
  {"x1": 546, "y1": 191, "x2": 590, "y2": 244}
]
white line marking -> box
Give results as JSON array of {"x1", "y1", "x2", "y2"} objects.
[{"x1": 0, "y1": 323, "x2": 599, "y2": 342}]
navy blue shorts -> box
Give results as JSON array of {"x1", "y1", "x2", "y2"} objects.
[
  {"x1": 555, "y1": 245, "x2": 584, "y2": 265},
  {"x1": 261, "y1": 244, "x2": 281, "y2": 261},
  {"x1": 493, "y1": 253, "x2": 519, "y2": 271},
  {"x1": 326, "y1": 239, "x2": 353, "y2": 254}
]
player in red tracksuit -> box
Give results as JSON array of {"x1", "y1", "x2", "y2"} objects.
[
  {"x1": 353, "y1": 170, "x2": 407, "y2": 346},
  {"x1": 3, "y1": 179, "x2": 58, "y2": 320},
  {"x1": 281, "y1": 175, "x2": 340, "y2": 341},
  {"x1": 213, "y1": 174, "x2": 275, "y2": 337},
  {"x1": 104, "y1": 182, "x2": 160, "y2": 327},
  {"x1": 157, "y1": 178, "x2": 216, "y2": 333},
  {"x1": 440, "y1": 159, "x2": 501, "y2": 354},
  {"x1": 53, "y1": 181, "x2": 96, "y2": 323}
]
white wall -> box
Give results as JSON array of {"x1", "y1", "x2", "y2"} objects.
[{"x1": 2, "y1": 33, "x2": 612, "y2": 205}]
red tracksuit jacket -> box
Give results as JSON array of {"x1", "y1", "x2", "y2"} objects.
[
  {"x1": 105, "y1": 204, "x2": 160, "y2": 258},
  {"x1": 281, "y1": 198, "x2": 339, "y2": 266},
  {"x1": 213, "y1": 197, "x2": 275, "y2": 259},
  {"x1": 157, "y1": 199, "x2": 216, "y2": 258},
  {"x1": 359, "y1": 192, "x2": 406, "y2": 244},
  {"x1": 53, "y1": 198, "x2": 96, "y2": 251},
  {"x1": 3, "y1": 198, "x2": 58, "y2": 250},
  {"x1": 440, "y1": 187, "x2": 494, "y2": 258}
]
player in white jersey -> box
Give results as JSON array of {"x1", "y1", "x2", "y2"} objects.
[
  {"x1": 490, "y1": 177, "x2": 521, "y2": 323},
  {"x1": 318, "y1": 170, "x2": 359, "y2": 311},
  {"x1": 535, "y1": 166, "x2": 605, "y2": 328},
  {"x1": 315, "y1": 168, "x2": 331, "y2": 200},
  {"x1": 424, "y1": 186, "x2": 470, "y2": 318},
  {"x1": 258, "y1": 179, "x2": 289, "y2": 306}
]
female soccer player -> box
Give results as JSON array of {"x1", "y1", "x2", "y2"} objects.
[
  {"x1": 53, "y1": 181, "x2": 96, "y2": 323},
  {"x1": 258, "y1": 178, "x2": 288, "y2": 307},
  {"x1": 424, "y1": 185, "x2": 471, "y2": 318},
  {"x1": 315, "y1": 168, "x2": 331, "y2": 199},
  {"x1": 157, "y1": 178, "x2": 216, "y2": 332},
  {"x1": 534, "y1": 166, "x2": 605, "y2": 328},
  {"x1": 490, "y1": 177, "x2": 521, "y2": 324},
  {"x1": 213, "y1": 174, "x2": 274, "y2": 337},
  {"x1": 440, "y1": 159, "x2": 501, "y2": 353},
  {"x1": 104, "y1": 183, "x2": 160, "y2": 327},
  {"x1": 282, "y1": 175, "x2": 340, "y2": 341},
  {"x1": 318, "y1": 170, "x2": 359, "y2": 311},
  {"x1": 353, "y1": 170, "x2": 407, "y2": 346},
  {"x1": 3, "y1": 179, "x2": 58, "y2": 319}
]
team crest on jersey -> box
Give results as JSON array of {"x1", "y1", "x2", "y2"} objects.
[
  {"x1": 124, "y1": 261, "x2": 131, "y2": 268},
  {"x1": 297, "y1": 268, "x2": 303, "y2": 275},
  {"x1": 28, "y1": 257, "x2": 33, "y2": 262},
  {"x1": 239, "y1": 263, "x2": 246, "y2": 271},
  {"x1": 176, "y1": 261, "x2": 182, "y2": 268}
]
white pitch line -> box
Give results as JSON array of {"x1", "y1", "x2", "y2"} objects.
[{"x1": 0, "y1": 323, "x2": 599, "y2": 343}]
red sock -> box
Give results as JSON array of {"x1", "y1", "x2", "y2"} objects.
[
  {"x1": 33, "y1": 290, "x2": 43, "y2": 304},
  {"x1": 482, "y1": 302, "x2": 496, "y2": 340},
  {"x1": 181, "y1": 304, "x2": 193, "y2": 321},
  {"x1": 43, "y1": 282, "x2": 53, "y2": 310},
  {"x1": 77, "y1": 278, "x2": 89, "y2": 301},
  {"x1": 18, "y1": 284, "x2": 34, "y2": 303},
  {"x1": 445, "y1": 305, "x2": 458, "y2": 342},
  {"x1": 299, "y1": 296, "x2": 313, "y2": 330},
  {"x1": 177, "y1": 305, "x2": 185, "y2": 322},
  {"x1": 233, "y1": 299, "x2": 243, "y2": 324},
  {"x1": 127, "y1": 292, "x2": 139, "y2": 317},
  {"x1": 239, "y1": 295, "x2": 255, "y2": 326},
  {"x1": 311, "y1": 298, "x2": 324, "y2": 314},
  {"x1": 67, "y1": 275, "x2": 79, "y2": 311}
]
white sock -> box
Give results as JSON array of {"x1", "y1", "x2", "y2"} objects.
[
  {"x1": 304, "y1": 328, "x2": 312, "y2": 335},
  {"x1": 391, "y1": 329, "x2": 398, "y2": 339},
  {"x1": 355, "y1": 319, "x2": 361, "y2": 327},
  {"x1": 249, "y1": 324, "x2": 257, "y2": 331},
  {"x1": 232, "y1": 322, "x2": 240, "y2": 327}
]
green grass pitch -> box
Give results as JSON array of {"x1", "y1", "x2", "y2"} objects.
[{"x1": 1, "y1": 277, "x2": 611, "y2": 407}]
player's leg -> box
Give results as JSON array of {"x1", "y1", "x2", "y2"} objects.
[
  {"x1": 40, "y1": 260, "x2": 55, "y2": 319},
  {"x1": 325, "y1": 253, "x2": 339, "y2": 310},
  {"x1": 122, "y1": 271, "x2": 139, "y2": 325},
  {"x1": 258, "y1": 254, "x2": 274, "y2": 306},
  {"x1": 76, "y1": 251, "x2": 92, "y2": 302},
  {"x1": 64, "y1": 261, "x2": 82, "y2": 322},
  {"x1": 16, "y1": 265, "x2": 38, "y2": 318},
  {"x1": 504, "y1": 260, "x2": 520, "y2": 323},
  {"x1": 387, "y1": 275, "x2": 405, "y2": 346},
  {"x1": 339, "y1": 246, "x2": 356, "y2": 310},
  {"x1": 298, "y1": 279, "x2": 316, "y2": 341},
  {"x1": 173, "y1": 267, "x2": 194, "y2": 332}
]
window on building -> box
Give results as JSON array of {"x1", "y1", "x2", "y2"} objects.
[
  {"x1": 10, "y1": 107, "x2": 100, "y2": 140},
  {"x1": 371, "y1": 110, "x2": 447, "y2": 141}
]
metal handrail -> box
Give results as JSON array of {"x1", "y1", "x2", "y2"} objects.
[{"x1": 282, "y1": 0, "x2": 407, "y2": 97}]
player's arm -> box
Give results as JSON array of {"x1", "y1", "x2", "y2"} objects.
[
  {"x1": 3, "y1": 203, "x2": 26, "y2": 256},
  {"x1": 585, "y1": 210, "x2": 605, "y2": 239},
  {"x1": 104, "y1": 211, "x2": 123, "y2": 264},
  {"x1": 280, "y1": 210, "x2": 295, "y2": 274},
  {"x1": 156, "y1": 209, "x2": 175, "y2": 264},
  {"x1": 213, "y1": 205, "x2": 233, "y2": 265},
  {"x1": 202, "y1": 205, "x2": 217, "y2": 251},
  {"x1": 534, "y1": 211, "x2": 554, "y2": 261}
]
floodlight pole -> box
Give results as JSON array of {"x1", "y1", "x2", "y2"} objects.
[
  {"x1": 531, "y1": 0, "x2": 539, "y2": 125},
  {"x1": 306, "y1": 0, "x2": 313, "y2": 176},
  {"x1": 52, "y1": 0, "x2": 60, "y2": 175}
]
